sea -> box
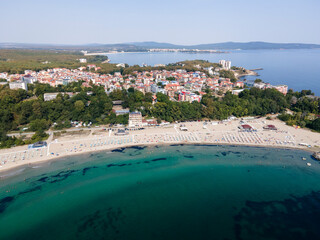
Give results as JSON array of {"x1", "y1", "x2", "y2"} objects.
[
  {"x1": 1, "y1": 145, "x2": 320, "y2": 240},
  {"x1": 107, "y1": 49, "x2": 320, "y2": 95}
]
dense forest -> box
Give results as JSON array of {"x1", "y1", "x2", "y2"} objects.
[
  {"x1": 0, "y1": 50, "x2": 225, "y2": 76},
  {"x1": 0, "y1": 49, "x2": 112, "y2": 74},
  {"x1": 0, "y1": 81, "x2": 319, "y2": 149}
]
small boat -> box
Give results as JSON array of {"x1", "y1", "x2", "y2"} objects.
[
  {"x1": 307, "y1": 162, "x2": 311, "y2": 166},
  {"x1": 302, "y1": 157, "x2": 307, "y2": 161}
]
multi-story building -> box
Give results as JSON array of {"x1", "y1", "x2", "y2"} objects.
[
  {"x1": 43, "y1": 92, "x2": 75, "y2": 101},
  {"x1": 179, "y1": 91, "x2": 201, "y2": 103},
  {"x1": 9, "y1": 81, "x2": 28, "y2": 90},
  {"x1": 129, "y1": 112, "x2": 143, "y2": 127},
  {"x1": 272, "y1": 85, "x2": 288, "y2": 95},
  {"x1": 0, "y1": 72, "x2": 8, "y2": 79},
  {"x1": 23, "y1": 75, "x2": 37, "y2": 84},
  {"x1": 219, "y1": 60, "x2": 231, "y2": 70}
]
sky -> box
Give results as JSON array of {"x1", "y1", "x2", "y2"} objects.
[{"x1": 1, "y1": 0, "x2": 320, "y2": 45}]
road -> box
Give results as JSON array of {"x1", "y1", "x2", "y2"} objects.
[{"x1": 7, "y1": 126, "x2": 108, "y2": 137}]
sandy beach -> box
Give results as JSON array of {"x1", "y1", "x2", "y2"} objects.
[{"x1": 0, "y1": 117, "x2": 319, "y2": 174}]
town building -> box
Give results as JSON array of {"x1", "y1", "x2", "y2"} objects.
[
  {"x1": 178, "y1": 91, "x2": 201, "y2": 103},
  {"x1": 9, "y1": 81, "x2": 28, "y2": 90},
  {"x1": 116, "y1": 63, "x2": 126, "y2": 68},
  {"x1": 232, "y1": 89, "x2": 245, "y2": 95},
  {"x1": 128, "y1": 112, "x2": 143, "y2": 127},
  {"x1": 43, "y1": 92, "x2": 75, "y2": 101},
  {"x1": 219, "y1": 60, "x2": 231, "y2": 70},
  {"x1": 271, "y1": 85, "x2": 288, "y2": 95}
]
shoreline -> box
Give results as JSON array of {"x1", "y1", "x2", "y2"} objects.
[
  {"x1": 234, "y1": 69, "x2": 259, "y2": 79},
  {"x1": 0, "y1": 140, "x2": 316, "y2": 177},
  {"x1": 0, "y1": 117, "x2": 319, "y2": 176}
]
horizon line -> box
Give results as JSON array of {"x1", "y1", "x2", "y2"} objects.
[{"x1": 1, "y1": 41, "x2": 320, "y2": 46}]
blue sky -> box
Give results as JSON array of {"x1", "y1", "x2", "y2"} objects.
[{"x1": 1, "y1": 0, "x2": 319, "y2": 44}]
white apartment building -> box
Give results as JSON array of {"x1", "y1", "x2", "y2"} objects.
[
  {"x1": 219, "y1": 60, "x2": 231, "y2": 70},
  {"x1": 9, "y1": 81, "x2": 28, "y2": 90},
  {"x1": 43, "y1": 92, "x2": 75, "y2": 101},
  {"x1": 0, "y1": 73, "x2": 8, "y2": 79},
  {"x1": 129, "y1": 112, "x2": 143, "y2": 127}
]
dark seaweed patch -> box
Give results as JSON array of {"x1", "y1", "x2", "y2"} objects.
[
  {"x1": 107, "y1": 163, "x2": 128, "y2": 168},
  {"x1": 221, "y1": 152, "x2": 227, "y2": 156},
  {"x1": 111, "y1": 148, "x2": 125, "y2": 153},
  {"x1": 37, "y1": 176, "x2": 49, "y2": 182},
  {"x1": 183, "y1": 155, "x2": 194, "y2": 158},
  {"x1": 18, "y1": 186, "x2": 42, "y2": 196},
  {"x1": 144, "y1": 161, "x2": 150, "y2": 163},
  {"x1": 76, "y1": 207, "x2": 125, "y2": 238},
  {"x1": 126, "y1": 146, "x2": 146, "y2": 150},
  {"x1": 234, "y1": 190, "x2": 320, "y2": 240},
  {"x1": 50, "y1": 170, "x2": 78, "y2": 183},
  {"x1": 195, "y1": 144, "x2": 216, "y2": 147},
  {"x1": 0, "y1": 196, "x2": 15, "y2": 213},
  {"x1": 170, "y1": 144, "x2": 184, "y2": 147},
  {"x1": 52, "y1": 170, "x2": 77, "y2": 178},
  {"x1": 82, "y1": 166, "x2": 98, "y2": 176},
  {"x1": 151, "y1": 157, "x2": 167, "y2": 162}
]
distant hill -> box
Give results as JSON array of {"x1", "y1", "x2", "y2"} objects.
[
  {"x1": 0, "y1": 41, "x2": 319, "y2": 51},
  {"x1": 190, "y1": 42, "x2": 320, "y2": 50},
  {"x1": 127, "y1": 41, "x2": 182, "y2": 49},
  {"x1": 129, "y1": 41, "x2": 320, "y2": 50}
]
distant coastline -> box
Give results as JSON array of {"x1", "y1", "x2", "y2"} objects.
[
  {"x1": 84, "y1": 49, "x2": 229, "y2": 56},
  {"x1": 1, "y1": 41, "x2": 320, "y2": 51}
]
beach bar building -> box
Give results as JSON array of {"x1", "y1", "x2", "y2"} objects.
[
  {"x1": 115, "y1": 129, "x2": 129, "y2": 136},
  {"x1": 263, "y1": 125, "x2": 277, "y2": 130},
  {"x1": 239, "y1": 124, "x2": 254, "y2": 132},
  {"x1": 28, "y1": 141, "x2": 47, "y2": 149}
]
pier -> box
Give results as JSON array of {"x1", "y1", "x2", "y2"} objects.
[{"x1": 249, "y1": 68, "x2": 263, "y2": 71}]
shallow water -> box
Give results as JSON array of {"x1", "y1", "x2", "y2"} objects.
[{"x1": 0, "y1": 145, "x2": 320, "y2": 240}]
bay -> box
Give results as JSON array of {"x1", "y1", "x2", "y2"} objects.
[
  {"x1": 1, "y1": 145, "x2": 320, "y2": 240},
  {"x1": 107, "y1": 49, "x2": 320, "y2": 95}
]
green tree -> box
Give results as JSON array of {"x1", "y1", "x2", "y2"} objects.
[
  {"x1": 74, "y1": 100, "x2": 85, "y2": 112},
  {"x1": 311, "y1": 118, "x2": 320, "y2": 131}
]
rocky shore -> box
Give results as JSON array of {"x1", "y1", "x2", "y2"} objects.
[{"x1": 312, "y1": 152, "x2": 320, "y2": 160}]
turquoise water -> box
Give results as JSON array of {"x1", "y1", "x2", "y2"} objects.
[
  {"x1": 108, "y1": 49, "x2": 320, "y2": 95},
  {"x1": 1, "y1": 145, "x2": 320, "y2": 240}
]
